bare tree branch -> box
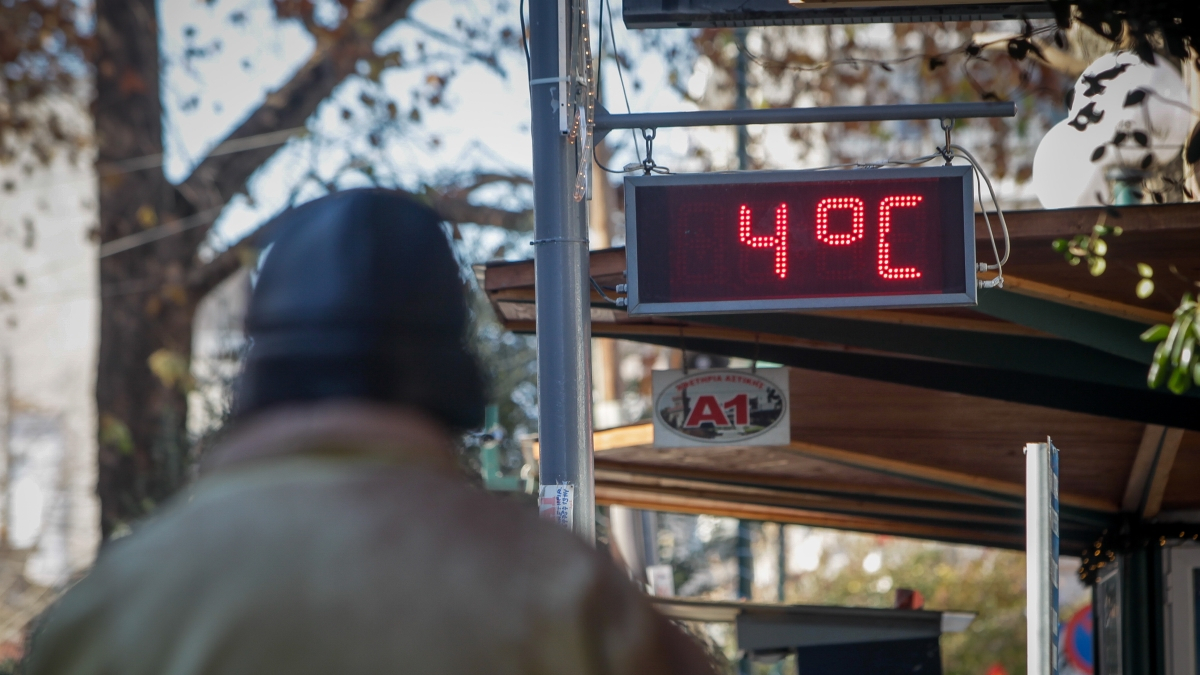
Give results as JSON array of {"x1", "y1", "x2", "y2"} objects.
[
  {"x1": 424, "y1": 173, "x2": 532, "y2": 230},
  {"x1": 188, "y1": 244, "x2": 256, "y2": 299},
  {"x1": 187, "y1": 180, "x2": 530, "y2": 297},
  {"x1": 429, "y1": 192, "x2": 532, "y2": 231},
  {"x1": 177, "y1": 0, "x2": 420, "y2": 242}
]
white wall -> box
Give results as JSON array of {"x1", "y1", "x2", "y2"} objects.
[{"x1": 0, "y1": 131, "x2": 100, "y2": 589}]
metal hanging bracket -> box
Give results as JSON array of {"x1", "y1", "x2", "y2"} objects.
[
  {"x1": 593, "y1": 101, "x2": 1014, "y2": 140},
  {"x1": 938, "y1": 118, "x2": 955, "y2": 165}
]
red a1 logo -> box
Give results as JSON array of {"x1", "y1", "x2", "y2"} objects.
[{"x1": 683, "y1": 394, "x2": 749, "y2": 428}]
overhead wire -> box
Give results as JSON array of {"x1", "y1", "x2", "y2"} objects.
[
  {"x1": 518, "y1": 0, "x2": 531, "y2": 81},
  {"x1": 711, "y1": 141, "x2": 1009, "y2": 284},
  {"x1": 951, "y1": 143, "x2": 1010, "y2": 282},
  {"x1": 603, "y1": 0, "x2": 641, "y2": 164}
]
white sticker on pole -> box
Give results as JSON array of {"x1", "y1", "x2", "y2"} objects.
[
  {"x1": 539, "y1": 484, "x2": 574, "y2": 528},
  {"x1": 651, "y1": 368, "x2": 789, "y2": 447}
]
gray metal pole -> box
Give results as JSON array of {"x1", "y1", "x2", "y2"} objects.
[
  {"x1": 529, "y1": 0, "x2": 595, "y2": 542},
  {"x1": 1025, "y1": 440, "x2": 1060, "y2": 675},
  {"x1": 594, "y1": 100, "x2": 1015, "y2": 132},
  {"x1": 734, "y1": 38, "x2": 753, "y2": 675},
  {"x1": 777, "y1": 523, "x2": 786, "y2": 602},
  {"x1": 734, "y1": 27, "x2": 750, "y2": 172}
]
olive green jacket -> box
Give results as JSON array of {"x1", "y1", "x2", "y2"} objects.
[{"x1": 28, "y1": 403, "x2": 714, "y2": 675}]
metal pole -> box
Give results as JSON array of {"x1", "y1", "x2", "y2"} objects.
[
  {"x1": 734, "y1": 27, "x2": 750, "y2": 171},
  {"x1": 734, "y1": 33, "x2": 753, "y2": 675},
  {"x1": 737, "y1": 520, "x2": 754, "y2": 675},
  {"x1": 594, "y1": 100, "x2": 1016, "y2": 132},
  {"x1": 530, "y1": 0, "x2": 595, "y2": 541},
  {"x1": 1026, "y1": 440, "x2": 1060, "y2": 675},
  {"x1": 777, "y1": 523, "x2": 786, "y2": 602}
]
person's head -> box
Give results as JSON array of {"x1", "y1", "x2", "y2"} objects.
[{"x1": 234, "y1": 188, "x2": 485, "y2": 431}]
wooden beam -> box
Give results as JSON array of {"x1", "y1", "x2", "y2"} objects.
[
  {"x1": 1121, "y1": 425, "x2": 1186, "y2": 517},
  {"x1": 484, "y1": 247, "x2": 626, "y2": 291},
  {"x1": 595, "y1": 485, "x2": 1028, "y2": 549},
  {"x1": 800, "y1": 308, "x2": 1051, "y2": 337},
  {"x1": 973, "y1": 203, "x2": 1200, "y2": 240},
  {"x1": 531, "y1": 423, "x2": 655, "y2": 459},
  {"x1": 783, "y1": 439, "x2": 1119, "y2": 514},
  {"x1": 595, "y1": 424, "x2": 654, "y2": 451},
  {"x1": 1123, "y1": 425, "x2": 1168, "y2": 512},
  {"x1": 981, "y1": 273, "x2": 1172, "y2": 326},
  {"x1": 1143, "y1": 427, "x2": 1185, "y2": 518},
  {"x1": 596, "y1": 469, "x2": 1025, "y2": 528},
  {"x1": 596, "y1": 453, "x2": 1008, "y2": 509}
]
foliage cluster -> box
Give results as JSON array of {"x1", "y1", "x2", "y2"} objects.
[{"x1": 0, "y1": 0, "x2": 91, "y2": 164}]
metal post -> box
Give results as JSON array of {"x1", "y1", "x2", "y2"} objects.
[
  {"x1": 737, "y1": 520, "x2": 754, "y2": 675},
  {"x1": 734, "y1": 27, "x2": 750, "y2": 172},
  {"x1": 777, "y1": 523, "x2": 786, "y2": 602},
  {"x1": 530, "y1": 0, "x2": 595, "y2": 541},
  {"x1": 1026, "y1": 440, "x2": 1060, "y2": 675},
  {"x1": 735, "y1": 33, "x2": 753, "y2": 675}
]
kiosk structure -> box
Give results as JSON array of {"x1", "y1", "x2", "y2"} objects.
[{"x1": 485, "y1": 201, "x2": 1200, "y2": 675}]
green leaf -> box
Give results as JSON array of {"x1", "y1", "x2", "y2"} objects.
[
  {"x1": 1168, "y1": 367, "x2": 1192, "y2": 394},
  {"x1": 1136, "y1": 278, "x2": 1155, "y2": 299},
  {"x1": 1170, "y1": 315, "x2": 1195, "y2": 366},
  {"x1": 1141, "y1": 324, "x2": 1171, "y2": 342},
  {"x1": 1088, "y1": 256, "x2": 1107, "y2": 276},
  {"x1": 1149, "y1": 343, "x2": 1170, "y2": 388},
  {"x1": 1137, "y1": 263, "x2": 1153, "y2": 278},
  {"x1": 1092, "y1": 239, "x2": 1108, "y2": 256},
  {"x1": 1181, "y1": 334, "x2": 1197, "y2": 369},
  {"x1": 1052, "y1": 239, "x2": 1069, "y2": 253}
]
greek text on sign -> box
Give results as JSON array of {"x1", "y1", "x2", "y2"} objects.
[{"x1": 652, "y1": 368, "x2": 790, "y2": 447}]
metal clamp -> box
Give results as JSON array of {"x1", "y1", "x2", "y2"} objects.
[
  {"x1": 530, "y1": 237, "x2": 589, "y2": 245},
  {"x1": 938, "y1": 118, "x2": 955, "y2": 165}
]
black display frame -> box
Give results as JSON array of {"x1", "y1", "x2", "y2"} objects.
[{"x1": 623, "y1": 166, "x2": 977, "y2": 316}]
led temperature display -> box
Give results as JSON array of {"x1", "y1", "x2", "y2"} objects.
[{"x1": 624, "y1": 167, "x2": 976, "y2": 315}]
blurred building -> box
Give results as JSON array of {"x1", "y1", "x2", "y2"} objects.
[{"x1": 0, "y1": 105, "x2": 101, "y2": 644}]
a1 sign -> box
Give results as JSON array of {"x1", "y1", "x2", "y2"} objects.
[
  {"x1": 651, "y1": 368, "x2": 790, "y2": 447},
  {"x1": 624, "y1": 166, "x2": 976, "y2": 315}
]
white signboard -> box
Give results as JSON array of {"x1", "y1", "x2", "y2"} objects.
[{"x1": 651, "y1": 368, "x2": 790, "y2": 447}]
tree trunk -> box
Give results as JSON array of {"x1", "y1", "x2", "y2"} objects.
[
  {"x1": 94, "y1": 0, "x2": 195, "y2": 536},
  {"x1": 89, "y1": 0, "x2": 487, "y2": 538}
]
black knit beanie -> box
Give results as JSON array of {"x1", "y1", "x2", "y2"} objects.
[{"x1": 234, "y1": 188, "x2": 485, "y2": 431}]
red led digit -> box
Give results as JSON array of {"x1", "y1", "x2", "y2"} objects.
[
  {"x1": 815, "y1": 196, "x2": 865, "y2": 246},
  {"x1": 877, "y1": 195, "x2": 924, "y2": 280},
  {"x1": 738, "y1": 203, "x2": 788, "y2": 279}
]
